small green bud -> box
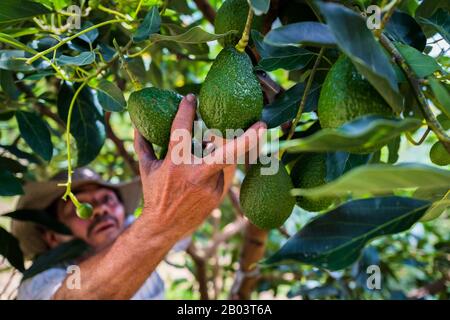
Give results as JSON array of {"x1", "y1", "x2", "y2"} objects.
[{"x1": 76, "y1": 203, "x2": 93, "y2": 219}]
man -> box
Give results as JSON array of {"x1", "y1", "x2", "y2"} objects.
[{"x1": 12, "y1": 94, "x2": 266, "y2": 299}]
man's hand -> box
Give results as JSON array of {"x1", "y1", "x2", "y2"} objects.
[{"x1": 134, "y1": 93, "x2": 266, "y2": 240}]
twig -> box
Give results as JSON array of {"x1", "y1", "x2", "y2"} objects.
[
  {"x1": 375, "y1": 0, "x2": 402, "y2": 38},
  {"x1": 26, "y1": 19, "x2": 126, "y2": 64},
  {"x1": 405, "y1": 128, "x2": 431, "y2": 146},
  {"x1": 105, "y1": 112, "x2": 139, "y2": 175},
  {"x1": 193, "y1": 0, "x2": 216, "y2": 24},
  {"x1": 186, "y1": 243, "x2": 209, "y2": 300},
  {"x1": 380, "y1": 34, "x2": 450, "y2": 152},
  {"x1": 204, "y1": 216, "x2": 246, "y2": 258},
  {"x1": 228, "y1": 188, "x2": 244, "y2": 217},
  {"x1": 229, "y1": 221, "x2": 268, "y2": 300}
]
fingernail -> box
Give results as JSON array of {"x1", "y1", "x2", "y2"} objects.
[{"x1": 186, "y1": 94, "x2": 196, "y2": 103}]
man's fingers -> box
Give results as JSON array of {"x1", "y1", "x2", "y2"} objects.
[
  {"x1": 169, "y1": 94, "x2": 197, "y2": 148},
  {"x1": 205, "y1": 121, "x2": 267, "y2": 174},
  {"x1": 134, "y1": 129, "x2": 157, "y2": 171}
]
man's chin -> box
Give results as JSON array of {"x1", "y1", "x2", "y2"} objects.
[{"x1": 89, "y1": 227, "x2": 121, "y2": 250}]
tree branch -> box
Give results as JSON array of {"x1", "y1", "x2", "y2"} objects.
[
  {"x1": 230, "y1": 222, "x2": 268, "y2": 300},
  {"x1": 379, "y1": 34, "x2": 450, "y2": 153},
  {"x1": 105, "y1": 112, "x2": 139, "y2": 175},
  {"x1": 193, "y1": 0, "x2": 216, "y2": 24},
  {"x1": 186, "y1": 242, "x2": 209, "y2": 300}
]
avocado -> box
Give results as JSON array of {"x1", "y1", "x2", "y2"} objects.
[
  {"x1": 430, "y1": 141, "x2": 450, "y2": 166},
  {"x1": 318, "y1": 55, "x2": 393, "y2": 129},
  {"x1": 240, "y1": 162, "x2": 296, "y2": 230},
  {"x1": 214, "y1": 0, "x2": 264, "y2": 47},
  {"x1": 290, "y1": 154, "x2": 334, "y2": 212},
  {"x1": 128, "y1": 87, "x2": 182, "y2": 147},
  {"x1": 199, "y1": 47, "x2": 263, "y2": 136}
]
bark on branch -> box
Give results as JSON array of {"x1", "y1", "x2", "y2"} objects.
[
  {"x1": 193, "y1": 0, "x2": 216, "y2": 24},
  {"x1": 105, "y1": 112, "x2": 140, "y2": 175}
]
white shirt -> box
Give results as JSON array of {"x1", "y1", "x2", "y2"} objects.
[
  {"x1": 17, "y1": 215, "x2": 168, "y2": 300},
  {"x1": 17, "y1": 266, "x2": 165, "y2": 300}
]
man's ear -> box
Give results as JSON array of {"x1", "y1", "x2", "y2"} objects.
[{"x1": 42, "y1": 230, "x2": 72, "y2": 249}]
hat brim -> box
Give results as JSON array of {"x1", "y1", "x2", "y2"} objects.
[{"x1": 9, "y1": 177, "x2": 142, "y2": 259}]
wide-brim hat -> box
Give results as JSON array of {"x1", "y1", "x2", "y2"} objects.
[{"x1": 9, "y1": 168, "x2": 142, "y2": 259}]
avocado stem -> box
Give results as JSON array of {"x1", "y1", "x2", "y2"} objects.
[{"x1": 235, "y1": 7, "x2": 254, "y2": 53}]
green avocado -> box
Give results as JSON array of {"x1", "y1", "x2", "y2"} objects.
[
  {"x1": 318, "y1": 55, "x2": 393, "y2": 129},
  {"x1": 430, "y1": 141, "x2": 450, "y2": 166},
  {"x1": 240, "y1": 162, "x2": 296, "y2": 230},
  {"x1": 290, "y1": 154, "x2": 334, "y2": 212},
  {"x1": 127, "y1": 87, "x2": 182, "y2": 147},
  {"x1": 214, "y1": 0, "x2": 264, "y2": 47},
  {"x1": 199, "y1": 47, "x2": 263, "y2": 136}
]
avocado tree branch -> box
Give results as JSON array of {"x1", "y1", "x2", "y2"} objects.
[
  {"x1": 379, "y1": 34, "x2": 450, "y2": 153},
  {"x1": 193, "y1": 0, "x2": 216, "y2": 24},
  {"x1": 229, "y1": 222, "x2": 268, "y2": 300},
  {"x1": 186, "y1": 242, "x2": 209, "y2": 300},
  {"x1": 105, "y1": 112, "x2": 139, "y2": 175},
  {"x1": 375, "y1": 0, "x2": 402, "y2": 38}
]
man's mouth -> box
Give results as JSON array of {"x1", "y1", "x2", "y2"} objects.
[{"x1": 92, "y1": 220, "x2": 117, "y2": 235}]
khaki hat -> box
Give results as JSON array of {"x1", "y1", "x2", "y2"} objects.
[{"x1": 10, "y1": 168, "x2": 142, "y2": 259}]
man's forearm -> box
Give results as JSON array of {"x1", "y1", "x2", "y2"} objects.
[{"x1": 53, "y1": 210, "x2": 179, "y2": 300}]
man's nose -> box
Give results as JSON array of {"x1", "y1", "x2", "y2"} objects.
[{"x1": 91, "y1": 203, "x2": 110, "y2": 219}]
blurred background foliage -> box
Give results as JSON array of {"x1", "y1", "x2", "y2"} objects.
[{"x1": 0, "y1": 0, "x2": 449, "y2": 299}]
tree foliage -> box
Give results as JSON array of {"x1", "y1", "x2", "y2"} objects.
[{"x1": 0, "y1": 0, "x2": 449, "y2": 299}]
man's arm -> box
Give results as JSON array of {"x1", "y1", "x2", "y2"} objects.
[{"x1": 53, "y1": 94, "x2": 266, "y2": 299}]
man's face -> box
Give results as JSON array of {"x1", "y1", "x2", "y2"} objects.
[{"x1": 55, "y1": 185, "x2": 126, "y2": 251}]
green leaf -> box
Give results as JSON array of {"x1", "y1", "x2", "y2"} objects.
[
  {"x1": 0, "y1": 0, "x2": 51, "y2": 23},
  {"x1": 418, "y1": 8, "x2": 450, "y2": 43},
  {"x1": 385, "y1": 10, "x2": 426, "y2": 51},
  {"x1": 0, "y1": 50, "x2": 34, "y2": 72},
  {"x1": 22, "y1": 239, "x2": 89, "y2": 280},
  {"x1": 148, "y1": 62, "x2": 163, "y2": 88},
  {"x1": 22, "y1": 70, "x2": 55, "y2": 80},
  {"x1": 264, "y1": 196, "x2": 430, "y2": 270},
  {"x1": 421, "y1": 192, "x2": 449, "y2": 221},
  {"x1": 249, "y1": 0, "x2": 270, "y2": 15},
  {"x1": 252, "y1": 30, "x2": 314, "y2": 71},
  {"x1": 56, "y1": 52, "x2": 96, "y2": 66},
  {"x1": 264, "y1": 22, "x2": 337, "y2": 48},
  {"x1": 78, "y1": 21, "x2": 99, "y2": 45},
  {"x1": 281, "y1": 116, "x2": 421, "y2": 154},
  {"x1": 0, "y1": 156, "x2": 26, "y2": 173},
  {"x1": 291, "y1": 163, "x2": 450, "y2": 198},
  {"x1": 57, "y1": 82, "x2": 106, "y2": 166},
  {"x1": 428, "y1": 77, "x2": 450, "y2": 118},
  {"x1": 416, "y1": 0, "x2": 450, "y2": 18},
  {"x1": 5, "y1": 209, "x2": 71, "y2": 235},
  {"x1": 0, "y1": 144, "x2": 42, "y2": 164},
  {"x1": 95, "y1": 80, "x2": 126, "y2": 112},
  {"x1": 133, "y1": 6, "x2": 161, "y2": 42},
  {"x1": 0, "y1": 227, "x2": 25, "y2": 272},
  {"x1": 262, "y1": 82, "x2": 321, "y2": 128},
  {"x1": 395, "y1": 42, "x2": 441, "y2": 77},
  {"x1": 325, "y1": 152, "x2": 372, "y2": 182},
  {"x1": 318, "y1": 2, "x2": 403, "y2": 113},
  {"x1": 0, "y1": 69, "x2": 19, "y2": 99},
  {"x1": 15, "y1": 111, "x2": 53, "y2": 161},
  {"x1": 149, "y1": 26, "x2": 235, "y2": 44},
  {"x1": 0, "y1": 168, "x2": 23, "y2": 196}
]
